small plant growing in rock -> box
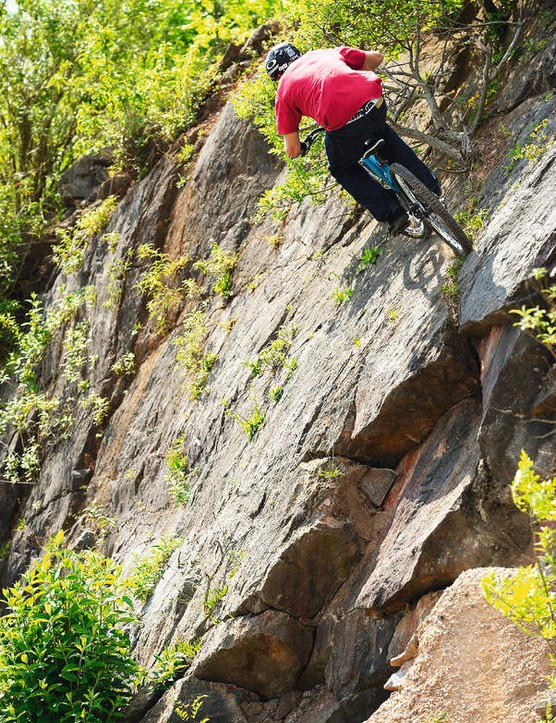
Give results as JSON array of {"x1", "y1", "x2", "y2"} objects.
[
  {"x1": 510, "y1": 268, "x2": 555, "y2": 357},
  {"x1": 193, "y1": 242, "x2": 238, "y2": 300},
  {"x1": 265, "y1": 231, "x2": 284, "y2": 249},
  {"x1": 53, "y1": 196, "x2": 119, "y2": 274},
  {"x1": 80, "y1": 391, "x2": 110, "y2": 427},
  {"x1": 111, "y1": 352, "x2": 136, "y2": 377},
  {"x1": 386, "y1": 307, "x2": 401, "y2": 322},
  {"x1": 164, "y1": 437, "x2": 197, "y2": 507},
  {"x1": 82, "y1": 501, "x2": 117, "y2": 540},
  {"x1": 441, "y1": 258, "x2": 464, "y2": 300},
  {"x1": 176, "y1": 695, "x2": 209, "y2": 722},
  {"x1": 135, "y1": 243, "x2": 192, "y2": 335},
  {"x1": 62, "y1": 320, "x2": 91, "y2": 382},
  {"x1": 269, "y1": 385, "x2": 284, "y2": 403},
  {"x1": 3, "y1": 441, "x2": 41, "y2": 485},
  {"x1": 455, "y1": 203, "x2": 489, "y2": 240},
  {"x1": 203, "y1": 584, "x2": 229, "y2": 622},
  {"x1": 355, "y1": 245, "x2": 382, "y2": 274},
  {"x1": 317, "y1": 460, "x2": 344, "y2": 480},
  {"x1": 235, "y1": 403, "x2": 265, "y2": 442},
  {"x1": 332, "y1": 286, "x2": 354, "y2": 306},
  {"x1": 202, "y1": 548, "x2": 245, "y2": 625},
  {"x1": 173, "y1": 311, "x2": 218, "y2": 399},
  {"x1": 504, "y1": 118, "x2": 551, "y2": 173},
  {"x1": 425, "y1": 713, "x2": 449, "y2": 723},
  {"x1": 104, "y1": 253, "x2": 133, "y2": 309},
  {"x1": 146, "y1": 639, "x2": 202, "y2": 692},
  {"x1": 245, "y1": 323, "x2": 298, "y2": 377},
  {"x1": 128, "y1": 534, "x2": 183, "y2": 603}
]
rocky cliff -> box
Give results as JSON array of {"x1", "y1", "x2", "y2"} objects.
[{"x1": 0, "y1": 24, "x2": 555, "y2": 723}]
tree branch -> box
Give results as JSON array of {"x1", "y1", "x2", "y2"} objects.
[{"x1": 389, "y1": 119, "x2": 466, "y2": 162}]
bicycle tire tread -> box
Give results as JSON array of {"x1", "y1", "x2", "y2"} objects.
[{"x1": 390, "y1": 164, "x2": 472, "y2": 256}]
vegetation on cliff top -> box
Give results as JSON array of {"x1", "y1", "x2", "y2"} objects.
[{"x1": 0, "y1": 0, "x2": 277, "y2": 302}]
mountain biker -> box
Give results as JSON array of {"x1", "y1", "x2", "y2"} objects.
[{"x1": 265, "y1": 42, "x2": 441, "y2": 237}]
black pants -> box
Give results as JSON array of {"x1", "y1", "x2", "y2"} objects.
[{"x1": 324, "y1": 100, "x2": 440, "y2": 225}]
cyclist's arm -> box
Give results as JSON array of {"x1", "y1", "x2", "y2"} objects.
[
  {"x1": 284, "y1": 131, "x2": 301, "y2": 158},
  {"x1": 362, "y1": 51, "x2": 384, "y2": 70}
]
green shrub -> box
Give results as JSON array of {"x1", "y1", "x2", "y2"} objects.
[
  {"x1": 510, "y1": 268, "x2": 556, "y2": 355},
  {"x1": 54, "y1": 196, "x2": 118, "y2": 274},
  {"x1": 111, "y1": 352, "x2": 136, "y2": 377},
  {"x1": 164, "y1": 437, "x2": 197, "y2": 506},
  {"x1": 483, "y1": 451, "x2": 556, "y2": 641},
  {"x1": 0, "y1": 531, "x2": 139, "y2": 722},
  {"x1": 135, "y1": 243, "x2": 191, "y2": 335},
  {"x1": 172, "y1": 311, "x2": 218, "y2": 399},
  {"x1": 127, "y1": 534, "x2": 183, "y2": 604},
  {"x1": 193, "y1": 243, "x2": 238, "y2": 300}
]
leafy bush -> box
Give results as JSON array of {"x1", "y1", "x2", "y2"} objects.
[
  {"x1": 172, "y1": 311, "x2": 218, "y2": 399},
  {"x1": 0, "y1": 0, "x2": 277, "y2": 300},
  {"x1": 164, "y1": 437, "x2": 198, "y2": 506},
  {"x1": 483, "y1": 452, "x2": 556, "y2": 642},
  {"x1": 0, "y1": 531, "x2": 139, "y2": 722},
  {"x1": 0, "y1": 288, "x2": 98, "y2": 483},
  {"x1": 135, "y1": 243, "x2": 192, "y2": 335},
  {"x1": 127, "y1": 534, "x2": 183, "y2": 603},
  {"x1": 510, "y1": 268, "x2": 556, "y2": 356},
  {"x1": 193, "y1": 243, "x2": 238, "y2": 300},
  {"x1": 54, "y1": 196, "x2": 119, "y2": 274}
]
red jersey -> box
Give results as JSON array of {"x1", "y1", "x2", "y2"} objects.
[{"x1": 275, "y1": 47, "x2": 383, "y2": 134}]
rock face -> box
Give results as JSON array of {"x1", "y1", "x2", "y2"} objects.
[
  {"x1": 0, "y1": 29, "x2": 555, "y2": 723},
  {"x1": 366, "y1": 568, "x2": 554, "y2": 723},
  {"x1": 59, "y1": 153, "x2": 114, "y2": 208}
]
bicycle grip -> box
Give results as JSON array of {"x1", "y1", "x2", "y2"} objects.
[{"x1": 299, "y1": 141, "x2": 308, "y2": 157}]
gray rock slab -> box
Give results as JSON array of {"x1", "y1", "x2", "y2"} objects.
[
  {"x1": 355, "y1": 399, "x2": 485, "y2": 610},
  {"x1": 190, "y1": 610, "x2": 314, "y2": 699},
  {"x1": 459, "y1": 98, "x2": 556, "y2": 335}
]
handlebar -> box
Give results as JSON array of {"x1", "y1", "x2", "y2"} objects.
[{"x1": 299, "y1": 127, "x2": 325, "y2": 157}]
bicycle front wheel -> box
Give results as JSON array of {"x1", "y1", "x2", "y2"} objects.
[{"x1": 390, "y1": 164, "x2": 472, "y2": 257}]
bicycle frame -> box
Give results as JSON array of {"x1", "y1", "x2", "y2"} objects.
[
  {"x1": 300, "y1": 127, "x2": 472, "y2": 255},
  {"x1": 359, "y1": 150, "x2": 430, "y2": 224},
  {"x1": 359, "y1": 154, "x2": 400, "y2": 194}
]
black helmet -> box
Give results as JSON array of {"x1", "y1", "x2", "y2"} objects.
[{"x1": 265, "y1": 42, "x2": 302, "y2": 81}]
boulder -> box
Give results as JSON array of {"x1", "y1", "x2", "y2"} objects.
[
  {"x1": 59, "y1": 154, "x2": 113, "y2": 208},
  {"x1": 365, "y1": 568, "x2": 554, "y2": 723},
  {"x1": 191, "y1": 610, "x2": 314, "y2": 699}
]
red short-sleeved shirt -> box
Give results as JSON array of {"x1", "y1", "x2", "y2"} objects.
[{"x1": 275, "y1": 47, "x2": 383, "y2": 134}]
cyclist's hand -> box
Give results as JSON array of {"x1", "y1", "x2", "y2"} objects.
[{"x1": 299, "y1": 141, "x2": 308, "y2": 157}]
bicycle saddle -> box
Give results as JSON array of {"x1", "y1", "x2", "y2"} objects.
[{"x1": 361, "y1": 138, "x2": 386, "y2": 159}]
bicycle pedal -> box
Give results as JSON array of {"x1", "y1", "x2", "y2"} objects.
[{"x1": 403, "y1": 218, "x2": 426, "y2": 238}]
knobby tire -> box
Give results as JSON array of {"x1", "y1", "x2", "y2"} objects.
[{"x1": 390, "y1": 164, "x2": 473, "y2": 257}]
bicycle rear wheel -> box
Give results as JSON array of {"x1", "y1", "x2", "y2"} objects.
[{"x1": 390, "y1": 164, "x2": 472, "y2": 256}]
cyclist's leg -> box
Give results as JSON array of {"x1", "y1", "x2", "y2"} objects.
[
  {"x1": 330, "y1": 163, "x2": 404, "y2": 224},
  {"x1": 325, "y1": 132, "x2": 404, "y2": 226},
  {"x1": 380, "y1": 125, "x2": 441, "y2": 196}
]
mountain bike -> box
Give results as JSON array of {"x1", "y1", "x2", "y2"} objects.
[{"x1": 301, "y1": 128, "x2": 472, "y2": 257}]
